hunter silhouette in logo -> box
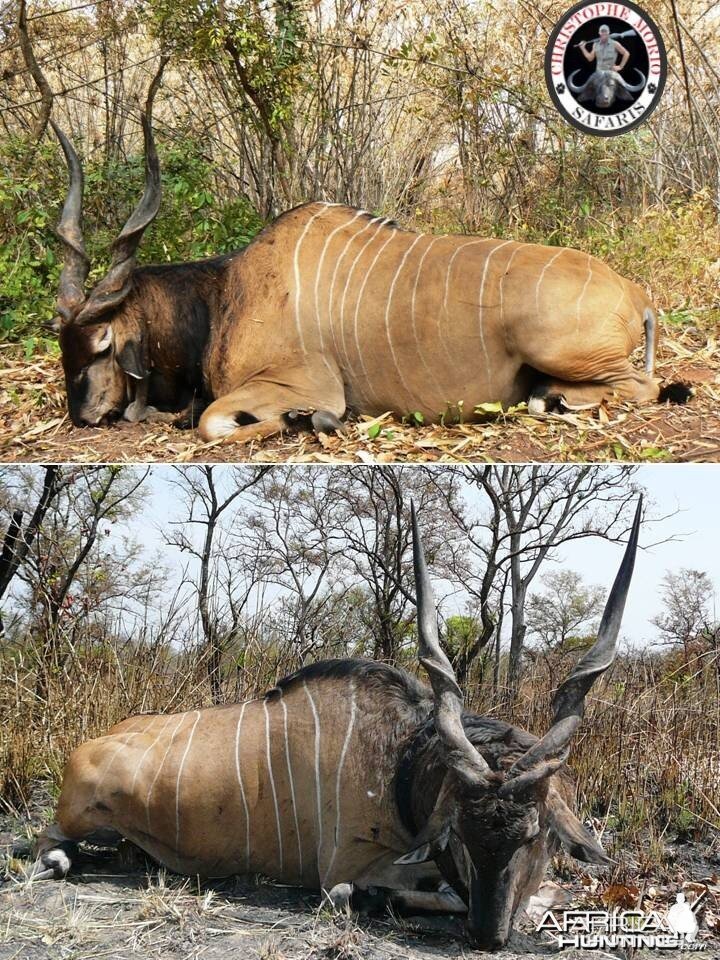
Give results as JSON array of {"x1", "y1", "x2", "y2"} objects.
[
  {"x1": 545, "y1": 1, "x2": 667, "y2": 136},
  {"x1": 666, "y1": 892, "x2": 700, "y2": 943}
]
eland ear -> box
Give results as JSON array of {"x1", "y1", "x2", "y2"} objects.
[
  {"x1": 89, "y1": 323, "x2": 113, "y2": 354},
  {"x1": 117, "y1": 338, "x2": 147, "y2": 380},
  {"x1": 395, "y1": 823, "x2": 451, "y2": 865},
  {"x1": 548, "y1": 790, "x2": 613, "y2": 866}
]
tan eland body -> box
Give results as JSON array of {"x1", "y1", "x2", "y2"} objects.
[
  {"x1": 38, "y1": 668, "x2": 431, "y2": 892},
  {"x1": 198, "y1": 202, "x2": 661, "y2": 442},
  {"x1": 22, "y1": 35, "x2": 688, "y2": 441}
]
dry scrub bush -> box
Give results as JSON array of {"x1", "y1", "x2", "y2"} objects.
[{"x1": 1, "y1": 0, "x2": 718, "y2": 341}]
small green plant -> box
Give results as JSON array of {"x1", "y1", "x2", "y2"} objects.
[{"x1": 402, "y1": 410, "x2": 425, "y2": 426}]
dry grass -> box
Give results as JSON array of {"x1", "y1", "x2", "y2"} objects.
[
  {"x1": 0, "y1": 852, "x2": 718, "y2": 958},
  {"x1": 0, "y1": 312, "x2": 717, "y2": 464},
  {"x1": 1, "y1": 562, "x2": 718, "y2": 955}
]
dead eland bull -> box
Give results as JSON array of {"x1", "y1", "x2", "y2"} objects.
[
  {"x1": 30, "y1": 502, "x2": 641, "y2": 950},
  {"x1": 41, "y1": 65, "x2": 690, "y2": 444}
]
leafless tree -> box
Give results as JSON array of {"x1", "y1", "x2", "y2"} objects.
[
  {"x1": 6, "y1": 467, "x2": 150, "y2": 702},
  {"x1": 164, "y1": 465, "x2": 270, "y2": 703},
  {"x1": 652, "y1": 568, "x2": 718, "y2": 658},
  {"x1": 328, "y1": 467, "x2": 461, "y2": 662},
  {"x1": 446, "y1": 465, "x2": 644, "y2": 700},
  {"x1": 0, "y1": 465, "x2": 61, "y2": 635}
]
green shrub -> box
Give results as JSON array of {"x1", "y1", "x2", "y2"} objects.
[{"x1": 0, "y1": 134, "x2": 264, "y2": 344}]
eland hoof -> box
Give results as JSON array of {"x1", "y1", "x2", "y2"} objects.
[
  {"x1": 123, "y1": 401, "x2": 151, "y2": 423},
  {"x1": 311, "y1": 411, "x2": 345, "y2": 435},
  {"x1": 30, "y1": 844, "x2": 74, "y2": 881},
  {"x1": 528, "y1": 393, "x2": 566, "y2": 415}
]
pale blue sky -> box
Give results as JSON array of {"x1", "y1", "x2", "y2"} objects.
[
  {"x1": 136, "y1": 464, "x2": 719, "y2": 649},
  {"x1": 550, "y1": 465, "x2": 719, "y2": 645}
]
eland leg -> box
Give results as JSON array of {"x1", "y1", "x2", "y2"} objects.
[
  {"x1": 198, "y1": 377, "x2": 347, "y2": 445},
  {"x1": 327, "y1": 881, "x2": 466, "y2": 916},
  {"x1": 326, "y1": 856, "x2": 465, "y2": 918},
  {"x1": 31, "y1": 822, "x2": 123, "y2": 881},
  {"x1": 528, "y1": 362, "x2": 692, "y2": 414},
  {"x1": 30, "y1": 824, "x2": 78, "y2": 881}
]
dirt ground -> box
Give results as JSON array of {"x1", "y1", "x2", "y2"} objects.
[
  {"x1": 0, "y1": 316, "x2": 718, "y2": 464},
  {"x1": 2, "y1": 801, "x2": 719, "y2": 960}
]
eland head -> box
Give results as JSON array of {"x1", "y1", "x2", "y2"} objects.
[
  {"x1": 51, "y1": 61, "x2": 167, "y2": 426},
  {"x1": 400, "y1": 499, "x2": 641, "y2": 948}
]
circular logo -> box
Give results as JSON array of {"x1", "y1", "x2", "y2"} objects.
[{"x1": 545, "y1": 1, "x2": 667, "y2": 136}]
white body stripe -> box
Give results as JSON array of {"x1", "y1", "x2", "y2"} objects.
[
  {"x1": 293, "y1": 205, "x2": 331, "y2": 354},
  {"x1": 175, "y1": 710, "x2": 201, "y2": 851},
  {"x1": 477, "y1": 240, "x2": 514, "y2": 390},
  {"x1": 350, "y1": 229, "x2": 398, "y2": 406},
  {"x1": 303, "y1": 680, "x2": 323, "y2": 878},
  {"x1": 411, "y1": 235, "x2": 446, "y2": 399},
  {"x1": 382, "y1": 234, "x2": 425, "y2": 406},
  {"x1": 264, "y1": 699, "x2": 284, "y2": 872},
  {"x1": 327, "y1": 217, "x2": 380, "y2": 360},
  {"x1": 312, "y1": 210, "x2": 367, "y2": 392},
  {"x1": 337, "y1": 218, "x2": 387, "y2": 370},
  {"x1": 534, "y1": 249, "x2": 565, "y2": 321},
  {"x1": 314, "y1": 210, "x2": 366, "y2": 351},
  {"x1": 442, "y1": 239, "x2": 487, "y2": 367},
  {"x1": 498, "y1": 243, "x2": 522, "y2": 326},
  {"x1": 234, "y1": 701, "x2": 251, "y2": 871},
  {"x1": 576, "y1": 254, "x2": 593, "y2": 334},
  {"x1": 92, "y1": 732, "x2": 142, "y2": 797},
  {"x1": 322, "y1": 679, "x2": 357, "y2": 887},
  {"x1": 146, "y1": 713, "x2": 187, "y2": 831},
  {"x1": 131, "y1": 715, "x2": 173, "y2": 794},
  {"x1": 281, "y1": 697, "x2": 303, "y2": 874}
]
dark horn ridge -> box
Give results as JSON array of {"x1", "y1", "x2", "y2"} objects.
[
  {"x1": 51, "y1": 121, "x2": 90, "y2": 322},
  {"x1": 551, "y1": 496, "x2": 642, "y2": 727},
  {"x1": 411, "y1": 502, "x2": 493, "y2": 787},
  {"x1": 16, "y1": 0, "x2": 89, "y2": 322},
  {"x1": 74, "y1": 55, "x2": 169, "y2": 325}
]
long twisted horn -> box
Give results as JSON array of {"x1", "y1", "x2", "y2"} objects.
[
  {"x1": 500, "y1": 497, "x2": 642, "y2": 795},
  {"x1": 16, "y1": 0, "x2": 90, "y2": 323},
  {"x1": 616, "y1": 69, "x2": 646, "y2": 93},
  {"x1": 51, "y1": 122, "x2": 91, "y2": 322},
  {"x1": 17, "y1": 0, "x2": 53, "y2": 139},
  {"x1": 74, "y1": 56, "x2": 169, "y2": 325},
  {"x1": 411, "y1": 503, "x2": 493, "y2": 787}
]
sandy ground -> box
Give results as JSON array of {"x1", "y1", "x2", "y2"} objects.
[{"x1": 2, "y1": 803, "x2": 719, "y2": 960}]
